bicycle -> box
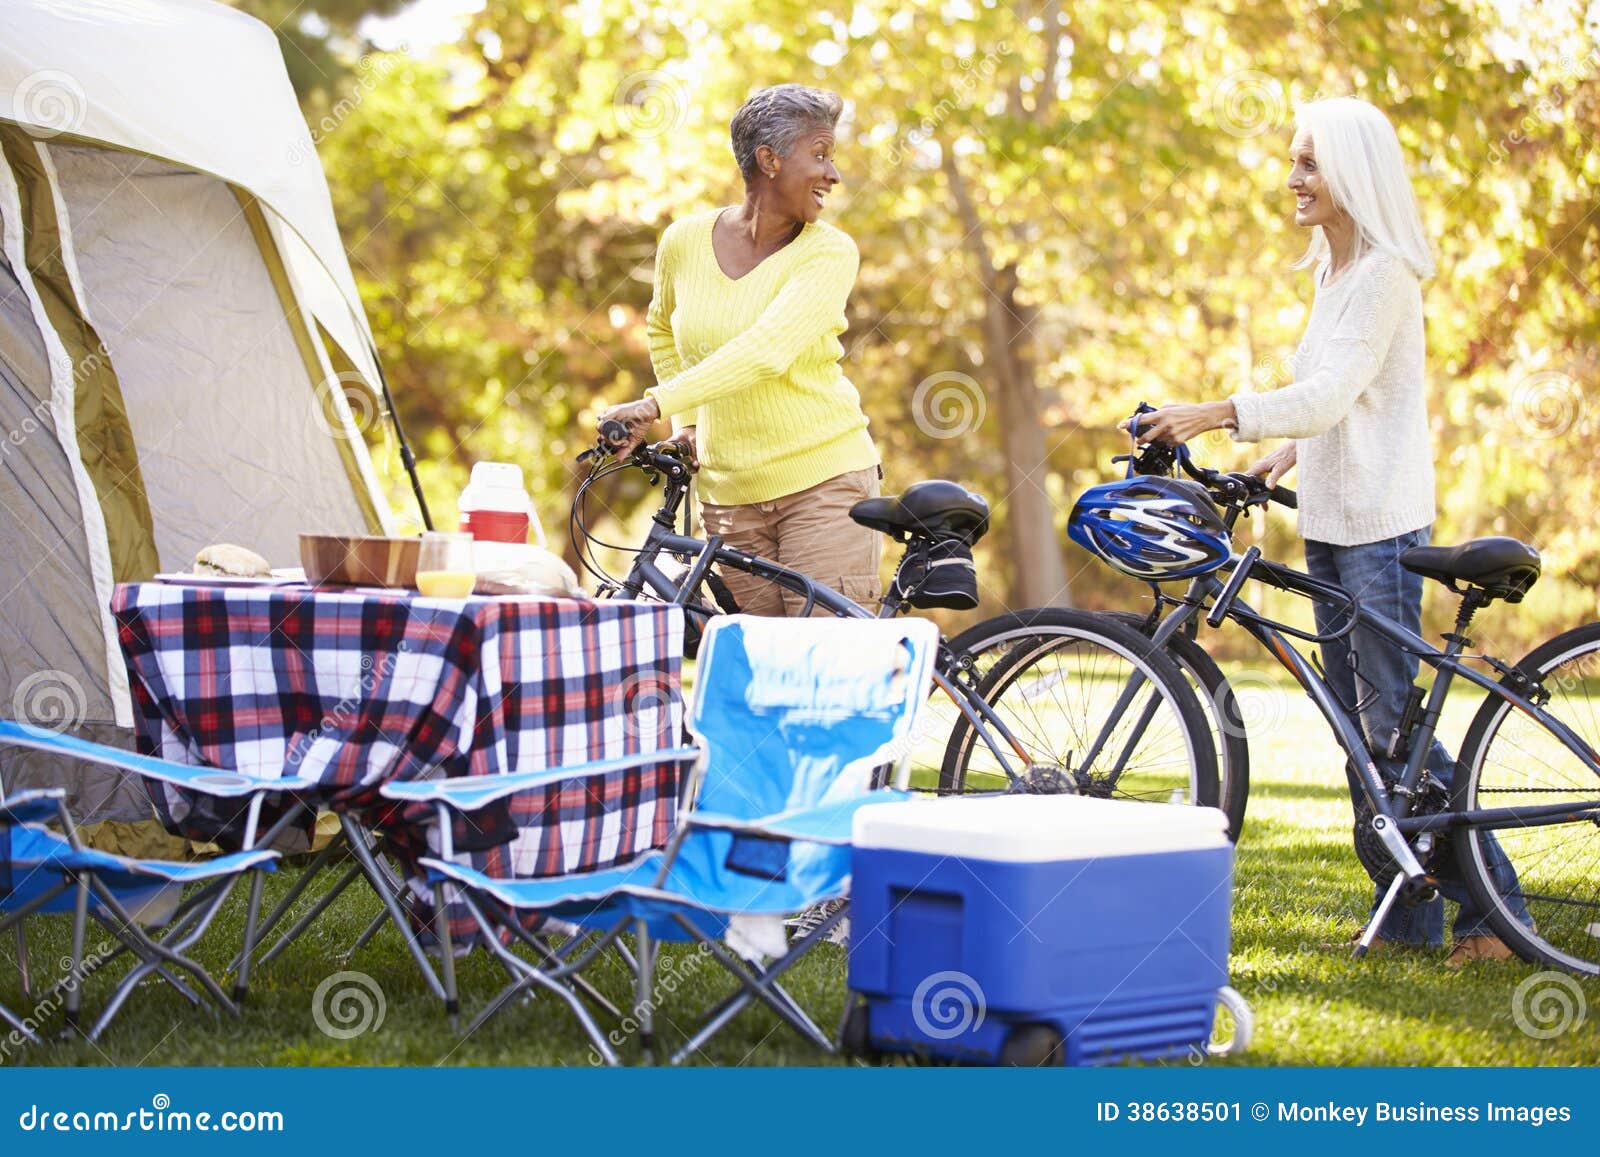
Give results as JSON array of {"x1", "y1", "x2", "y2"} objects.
[
  {"x1": 1030, "y1": 409, "x2": 1600, "y2": 975},
  {"x1": 570, "y1": 425, "x2": 1221, "y2": 809}
]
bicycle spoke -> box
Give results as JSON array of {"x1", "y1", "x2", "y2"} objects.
[{"x1": 1463, "y1": 636, "x2": 1600, "y2": 974}]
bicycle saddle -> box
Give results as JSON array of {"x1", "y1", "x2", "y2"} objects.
[
  {"x1": 850, "y1": 480, "x2": 991, "y2": 544},
  {"x1": 1400, "y1": 536, "x2": 1541, "y2": 602}
]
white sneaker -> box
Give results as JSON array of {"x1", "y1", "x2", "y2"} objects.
[{"x1": 788, "y1": 898, "x2": 849, "y2": 946}]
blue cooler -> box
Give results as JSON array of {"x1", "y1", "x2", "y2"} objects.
[{"x1": 846, "y1": 795, "x2": 1235, "y2": 1065}]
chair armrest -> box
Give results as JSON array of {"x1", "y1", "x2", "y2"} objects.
[
  {"x1": 0, "y1": 721, "x2": 314, "y2": 798},
  {"x1": 685, "y1": 790, "x2": 910, "y2": 846},
  {"x1": 0, "y1": 787, "x2": 68, "y2": 827},
  {"x1": 379, "y1": 746, "x2": 701, "y2": 813}
]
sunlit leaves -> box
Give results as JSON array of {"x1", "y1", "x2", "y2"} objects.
[{"x1": 286, "y1": 0, "x2": 1595, "y2": 628}]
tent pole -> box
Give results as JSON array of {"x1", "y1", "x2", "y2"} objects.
[{"x1": 373, "y1": 360, "x2": 433, "y2": 531}]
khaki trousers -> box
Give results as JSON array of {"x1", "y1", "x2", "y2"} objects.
[{"x1": 699, "y1": 467, "x2": 882, "y2": 617}]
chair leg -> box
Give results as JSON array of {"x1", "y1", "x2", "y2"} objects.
[
  {"x1": 0, "y1": 997, "x2": 39, "y2": 1045},
  {"x1": 233, "y1": 869, "x2": 265, "y2": 1004},
  {"x1": 764, "y1": 979, "x2": 832, "y2": 1046},
  {"x1": 612, "y1": 937, "x2": 638, "y2": 977},
  {"x1": 341, "y1": 910, "x2": 389, "y2": 960},
  {"x1": 433, "y1": 884, "x2": 459, "y2": 1030},
  {"x1": 634, "y1": 919, "x2": 656, "y2": 1063},
  {"x1": 63, "y1": 875, "x2": 90, "y2": 1038},
  {"x1": 90, "y1": 911, "x2": 202, "y2": 1008},
  {"x1": 14, "y1": 922, "x2": 31, "y2": 1001},
  {"x1": 455, "y1": 898, "x2": 621, "y2": 1065},
  {"x1": 474, "y1": 896, "x2": 623, "y2": 1019},
  {"x1": 257, "y1": 861, "x2": 363, "y2": 967},
  {"x1": 460, "y1": 896, "x2": 543, "y2": 1033},
  {"x1": 464, "y1": 976, "x2": 536, "y2": 1036},
  {"x1": 0, "y1": 882, "x2": 74, "y2": 1001},
  {"x1": 84, "y1": 879, "x2": 239, "y2": 1042},
  {"x1": 87, "y1": 900, "x2": 202, "y2": 1001},
  {"x1": 231, "y1": 833, "x2": 344, "y2": 970},
  {"x1": 667, "y1": 910, "x2": 842, "y2": 1064},
  {"x1": 340, "y1": 816, "x2": 445, "y2": 1001}
]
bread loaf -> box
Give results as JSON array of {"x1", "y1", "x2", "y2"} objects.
[{"x1": 194, "y1": 544, "x2": 271, "y2": 578}]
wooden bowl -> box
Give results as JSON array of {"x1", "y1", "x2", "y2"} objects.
[{"x1": 299, "y1": 534, "x2": 420, "y2": 588}]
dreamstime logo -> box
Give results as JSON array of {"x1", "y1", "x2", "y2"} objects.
[
  {"x1": 12, "y1": 670, "x2": 87, "y2": 734},
  {"x1": 287, "y1": 647, "x2": 407, "y2": 768},
  {"x1": 911, "y1": 372, "x2": 986, "y2": 439},
  {"x1": 1508, "y1": 370, "x2": 1583, "y2": 439},
  {"x1": 15, "y1": 70, "x2": 88, "y2": 139},
  {"x1": 288, "y1": 51, "x2": 406, "y2": 166},
  {"x1": 880, "y1": 699, "x2": 956, "y2": 766},
  {"x1": 587, "y1": 942, "x2": 713, "y2": 1064},
  {"x1": 881, "y1": 43, "x2": 1012, "y2": 167},
  {"x1": 613, "y1": 669, "x2": 679, "y2": 739},
  {"x1": 311, "y1": 371, "x2": 382, "y2": 441},
  {"x1": 1251, "y1": 353, "x2": 1295, "y2": 390},
  {"x1": 311, "y1": 971, "x2": 387, "y2": 1039},
  {"x1": 1549, "y1": 648, "x2": 1600, "y2": 696},
  {"x1": 1218, "y1": 670, "x2": 1289, "y2": 742},
  {"x1": 1212, "y1": 70, "x2": 1288, "y2": 139},
  {"x1": 911, "y1": 970, "x2": 986, "y2": 1040},
  {"x1": 1487, "y1": 44, "x2": 1600, "y2": 165},
  {"x1": 613, "y1": 71, "x2": 690, "y2": 139},
  {"x1": 0, "y1": 941, "x2": 115, "y2": 1057},
  {"x1": 1510, "y1": 971, "x2": 1586, "y2": 1039}
]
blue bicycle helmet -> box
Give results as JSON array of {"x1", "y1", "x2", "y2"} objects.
[{"x1": 1067, "y1": 475, "x2": 1231, "y2": 580}]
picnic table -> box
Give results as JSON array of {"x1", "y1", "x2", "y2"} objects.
[{"x1": 110, "y1": 580, "x2": 686, "y2": 959}]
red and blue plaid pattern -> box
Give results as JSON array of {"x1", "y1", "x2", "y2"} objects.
[{"x1": 111, "y1": 584, "x2": 684, "y2": 886}]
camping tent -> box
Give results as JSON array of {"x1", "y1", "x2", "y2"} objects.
[{"x1": 0, "y1": 0, "x2": 399, "y2": 822}]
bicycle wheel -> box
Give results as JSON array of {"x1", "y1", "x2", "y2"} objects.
[
  {"x1": 1108, "y1": 612, "x2": 1250, "y2": 839},
  {"x1": 940, "y1": 610, "x2": 1219, "y2": 812},
  {"x1": 1453, "y1": 621, "x2": 1600, "y2": 975}
]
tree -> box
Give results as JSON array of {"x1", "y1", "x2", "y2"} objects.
[{"x1": 283, "y1": 0, "x2": 1599, "y2": 640}]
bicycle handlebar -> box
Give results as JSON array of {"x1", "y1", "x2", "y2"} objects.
[
  {"x1": 577, "y1": 423, "x2": 694, "y2": 486},
  {"x1": 1119, "y1": 403, "x2": 1298, "y2": 512}
]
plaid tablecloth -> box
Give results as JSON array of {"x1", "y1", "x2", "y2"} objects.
[{"x1": 111, "y1": 583, "x2": 685, "y2": 884}]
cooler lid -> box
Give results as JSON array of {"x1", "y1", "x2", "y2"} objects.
[{"x1": 852, "y1": 795, "x2": 1230, "y2": 862}]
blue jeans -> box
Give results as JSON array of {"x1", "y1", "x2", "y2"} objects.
[{"x1": 1304, "y1": 529, "x2": 1529, "y2": 944}]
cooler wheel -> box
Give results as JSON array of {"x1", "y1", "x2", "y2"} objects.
[
  {"x1": 838, "y1": 999, "x2": 876, "y2": 1059},
  {"x1": 999, "y1": 1023, "x2": 1064, "y2": 1067},
  {"x1": 1207, "y1": 985, "x2": 1252, "y2": 1057}
]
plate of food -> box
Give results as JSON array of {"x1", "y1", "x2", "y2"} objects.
[{"x1": 155, "y1": 544, "x2": 305, "y2": 587}]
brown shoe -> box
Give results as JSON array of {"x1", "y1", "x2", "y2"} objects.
[{"x1": 1445, "y1": 935, "x2": 1516, "y2": 967}]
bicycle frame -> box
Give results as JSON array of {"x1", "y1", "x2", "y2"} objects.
[
  {"x1": 1144, "y1": 556, "x2": 1600, "y2": 842},
  {"x1": 589, "y1": 459, "x2": 1033, "y2": 783}
]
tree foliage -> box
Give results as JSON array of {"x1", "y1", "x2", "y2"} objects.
[{"x1": 278, "y1": 0, "x2": 1597, "y2": 647}]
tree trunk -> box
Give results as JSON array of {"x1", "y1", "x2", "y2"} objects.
[{"x1": 941, "y1": 149, "x2": 1071, "y2": 608}]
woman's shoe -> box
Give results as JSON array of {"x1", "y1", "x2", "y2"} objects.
[{"x1": 1444, "y1": 934, "x2": 1516, "y2": 967}]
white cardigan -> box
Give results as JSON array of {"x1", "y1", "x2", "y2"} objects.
[{"x1": 1230, "y1": 250, "x2": 1437, "y2": 547}]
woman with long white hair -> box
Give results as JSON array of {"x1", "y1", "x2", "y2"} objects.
[{"x1": 1126, "y1": 96, "x2": 1528, "y2": 964}]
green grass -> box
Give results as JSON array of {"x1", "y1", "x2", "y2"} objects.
[{"x1": 4, "y1": 670, "x2": 1597, "y2": 1067}]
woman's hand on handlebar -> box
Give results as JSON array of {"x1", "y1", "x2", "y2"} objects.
[
  {"x1": 1244, "y1": 441, "x2": 1296, "y2": 487},
  {"x1": 660, "y1": 425, "x2": 699, "y2": 472},
  {"x1": 596, "y1": 396, "x2": 662, "y2": 458},
  {"x1": 1117, "y1": 400, "x2": 1237, "y2": 445}
]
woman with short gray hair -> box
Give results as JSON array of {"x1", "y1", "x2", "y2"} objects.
[{"x1": 598, "y1": 84, "x2": 883, "y2": 616}]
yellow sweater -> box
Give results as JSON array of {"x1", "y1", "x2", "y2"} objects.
[{"x1": 644, "y1": 208, "x2": 879, "y2": 506}]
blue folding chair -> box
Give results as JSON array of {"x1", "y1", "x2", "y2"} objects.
[
  {"x1": 381, "y1": 615, "x2": 939, "y2": 1064},
  {"x1": 0, "y1": 720, "x2": 311, "y2": 1041}
]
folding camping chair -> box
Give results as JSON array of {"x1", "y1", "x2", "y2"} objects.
[
  {"x1": 381, "y1": 615, "x2": 939, "y2": 1065},
  {"x1": 0, "y1": 720, "x2": 308, "y2": 1041}
]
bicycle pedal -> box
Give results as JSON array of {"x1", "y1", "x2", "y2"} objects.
[{"x1": 1399, "y1": 875, "x2": 1440, "y2": 906}]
